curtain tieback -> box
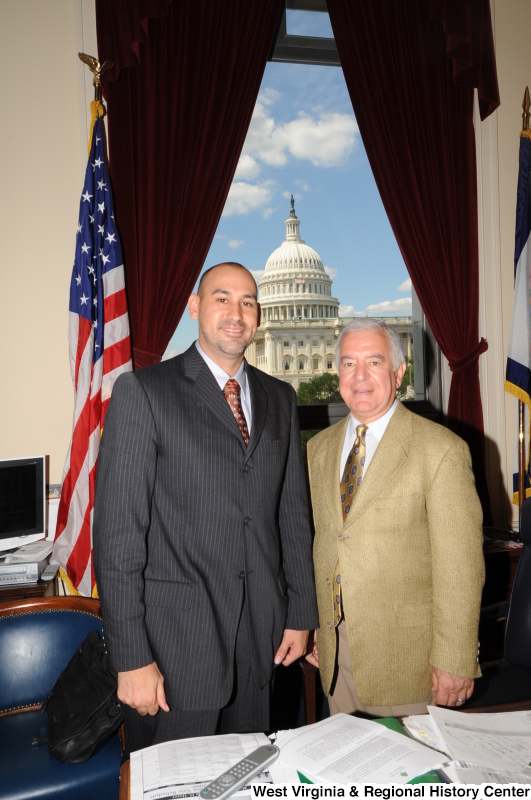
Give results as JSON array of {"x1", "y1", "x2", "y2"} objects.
[
  {"x1": 448, "y1": 338, "x2": 489, "y2": 374},
  {"x1": 133, "y1": 346, "x2": 162, "y2": 370}
]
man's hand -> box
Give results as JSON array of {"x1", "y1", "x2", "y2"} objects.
[
  {"x1": 305, "y1": 630, "x2": 319, "y2": 668},
  {"x1": 432, "y1": 667, "x2": 474, "y2": 706},
  {"x1": 274, "y1": 629, "x2": 309, "y2": 666},
  {"x1": 117, "y1": 662, "x2": 170, "y2": 716}
]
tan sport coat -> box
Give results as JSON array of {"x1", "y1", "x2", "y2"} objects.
[{"x1": 307, "y1": 401, "x2": 485, "y2": 708}]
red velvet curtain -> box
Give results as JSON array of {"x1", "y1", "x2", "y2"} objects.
[
  {"x1": 96, "y1": 0, "x2": 283, "y2": 368},
  {"x1": 326, "y1": 0, "x2": 499, "y2": 517}
]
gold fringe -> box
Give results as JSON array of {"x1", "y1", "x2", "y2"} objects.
[
  {"x1": 520, "y1": 129, "x2": 531, "y2": 140},
  {"x1": 505, "y1": 381, "x2": 531, "y2": 506},
  {"x1": 88, "y1": 100, "x2": 105, "y2": 155},
  {"x1": 58, "y1": 567, "x2": 99, "y2": 599}
]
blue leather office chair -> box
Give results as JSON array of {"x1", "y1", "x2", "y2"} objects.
[
  {"x1": 463, "y1": 497, "x2": 531, "y2": 709},
  {"x1": 0, "y1": 596, "x2": 122, "y2": 800}
]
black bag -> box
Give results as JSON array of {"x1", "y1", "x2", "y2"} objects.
[{"x1": 41, "y1": 629, "x2": 124, "y2": 764}]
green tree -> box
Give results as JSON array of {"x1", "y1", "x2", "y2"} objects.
[
  {"x1": 297, "y1": 373, "x2": 342, "y2": 405},
  {"x1": 397, "y1": 356, "x2": 414, "y2": 399}
]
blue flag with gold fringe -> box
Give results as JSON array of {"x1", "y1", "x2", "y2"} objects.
[{"x1": 505, "y1": 131, "x2": 531, "y2": 504}]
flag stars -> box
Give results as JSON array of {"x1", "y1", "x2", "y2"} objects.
[
  {"x1": 98, "y1": 202, "x2": 105, "y2": 214},
  {"x1": 75, "y1": 274, "x2": 82, "y2": 285},
  {"x1": 105, "y1": 232, "x2": 116, "y2": 244},
  {"x1": 81, "y1": 242, "x2": 91, "y2": 254},
  {"x1": 93, "y1": 297, "x2": 98, "y2": 306},
  {"x1": 101, "y1": 253, "x2": 111, "y2": 266},
  {"x1": 98, "y1": 225, "x2": 104, "y2": 236},
  {"x1": 89, "y1": 214, "x2": 94, "y2": 224},
  {"x1": 80, "y1": 293, "x2": 89, "y2": 305},
  {"x1": 87, "y1": 265, "x2": 95, "y2": 275},
  {"x1": 82, "y1": 191, "x2": 92, "y2": 203},
  {"x1": 93, "y1": 157, "x2": 103, "y2": 170},
  {"x1": 77, "y1": 223, "x2": 82, "y2": 234},
  {"x1": 97, "y1": 180, "x2": 107, "y2": 190}
]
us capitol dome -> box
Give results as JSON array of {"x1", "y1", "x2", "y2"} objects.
[{"x1": 245, "y1": 196, "x2": 412, "y2": 390}]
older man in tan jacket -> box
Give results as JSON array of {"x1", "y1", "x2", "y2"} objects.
[{"x1": 306, "y1": 318, "x2": 485, "y2": 717}]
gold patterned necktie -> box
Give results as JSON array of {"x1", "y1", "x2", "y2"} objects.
[
  {"x1": 332, "y1": 423, "x2": 368, "y2": 627},
  {"x1": 223, "y1": 379, "x2": 250, "y2": 446}
]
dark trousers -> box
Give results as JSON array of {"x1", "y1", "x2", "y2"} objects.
[{"x1": 122, "y1": 601, "x2": 270, "y2": 756}]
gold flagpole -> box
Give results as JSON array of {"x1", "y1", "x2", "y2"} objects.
[{"x1": 519, "y1": 87, "x2": 530, "y2": 514}]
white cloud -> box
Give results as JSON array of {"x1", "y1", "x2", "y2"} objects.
[
  {"x1": 325, "y1": 266, "x2": 338, "y2": 279},
  {"x1": 258, "y1": 87, "x2": 281, "y2": 106},
  {"x1": 262, "y1": 207, "x2": 275, "y2": 219},
  {"x1": 397, "y1": 278, "x2": 412, "y2": 292},
  {"x1": 162, "y1": 348, "x2": 180, "y2": 361},
  {"x1": 239, "y1": 102, "x2": 358, "y2": 170},
  {"x1": 228, "y1": 239, "x2": 244, "y2": 249},
  {"x1": 365, "y1": 297, "x2": 413, "y2": 314},
  {"x1": 339, "y1": 304, "x2": 365, "y2": 317},
  {"x1": 222, "y1": 180, "x2": 275, "y2": 217},
  {"x1": 295, "y1": 179, "x2": 310, "y2": 192},
  {"x1": 281, "y1": 112, "x2": 358, "y2": 167},
  {"x1": 234, "y1": 154, "x2": 261, "y2": 180},
  {"x1": 251, "y1": 269, "x2": 265, "y2": 282}
]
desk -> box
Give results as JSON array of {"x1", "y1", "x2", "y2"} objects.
[
  {"x1": 0, "y1": 578, "x2": 53, "y2": 604},
  {"x1": 117, "y1": 702, "x2": 531, "y2": 800}
]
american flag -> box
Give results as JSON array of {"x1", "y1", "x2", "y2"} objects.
[
  {"x1": 52, "y1": 116, "x2": 132, "y2": 596},
  {"x1": 295, "y1": 278, "x2": 306, "y2": 285}
]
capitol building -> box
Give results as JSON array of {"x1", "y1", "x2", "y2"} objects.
[{"x1": 245, "y1": 197, "x2": 413, "y2": 390}]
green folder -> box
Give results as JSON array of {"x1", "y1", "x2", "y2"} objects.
[{"x1": 296, "y1": 717, "x2": 442, "y2": 784}]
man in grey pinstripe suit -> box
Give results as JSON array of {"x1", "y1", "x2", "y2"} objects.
[{"x1": 93, "y1": 263, "x2": 319, "y2": 751}]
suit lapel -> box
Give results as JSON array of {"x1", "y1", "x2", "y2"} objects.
[
  {"x1": 184, "y1": 345, "x2": 247, "y2": 451},
  {"x1": 343, "y1": 401, "x2": 413, "y2": 530},
  {"x1": 316, "y1": 414, "x2": 349, "y2": 533},
  {"x1": 245, "y1": 365, "x2": 268, "y2": 462}
]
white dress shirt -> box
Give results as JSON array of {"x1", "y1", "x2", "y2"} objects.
[
  {"x1": 339, "y1": 400, "x2": 397, "y2": 481},
  {"x1": 195, "y1": 341, "x2": 253, "y2": 434}
]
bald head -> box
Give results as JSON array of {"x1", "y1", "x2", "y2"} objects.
[{"x1": 198, "y1": 263, "x2": 258, "y2": 297}]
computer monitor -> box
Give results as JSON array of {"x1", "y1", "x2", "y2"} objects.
[{"x1": 0, "y1": 456, "x2": 46, "y2": 552}]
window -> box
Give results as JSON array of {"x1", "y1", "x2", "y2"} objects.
[
  {"x1": 284, "y1": 362, "x2": 290, "y2": 371},
  {"x1": 312, "y1": 340, "x2": 319, "y2": 347},
  {"x1": 299, "y1": 361, "x2": 304, "y2": 371},
  {"x1": 164, "y1": 3, "x2": 440, "y2": 417},
  {"x1": 312, "y1": 357, "x2": 319, "y2": 370},
  {"x1": 284, "y1": 341, "x2": 290, "y2": 347}
]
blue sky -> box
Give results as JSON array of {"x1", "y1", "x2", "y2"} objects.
[{"x1": 164, "y1": 45, "x2": 410, "y2": 358}]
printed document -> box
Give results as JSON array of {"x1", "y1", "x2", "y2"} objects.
[
  {"x1": 275, "y1": 713, "x2": 442, "y2": 784},
  {"x1": 130, "y1": 732, "x2": 271, "y2": 800},
  {"x1": 440, "y1": 760, "x2": 531, "y2": 784},
  {"x1": 429, "y1": 706, "x2": 531, "y2": 772}
]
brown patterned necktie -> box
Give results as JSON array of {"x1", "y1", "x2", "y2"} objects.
[
  {"x1": 223, "y1": 379, "x2": 250, "y2": 446},
  {"x1": 332, "y1": 423, "x2": 368, "y2": 627}
]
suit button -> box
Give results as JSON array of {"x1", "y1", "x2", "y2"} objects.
[
  {"x1": 243, "y1": 465, "x2": 250, "y2": 472},
  {"x1": 327, "y1": 622, "x2": 332, "y2": 629},
  {"x1": 326, "y1": 578, "x2": 331, "y2": 586},
  {"x1": 243, "y1": 516, "x2": 251, "y2": 524},
  {"x1": 238, "y1": 571, "x2": 245, "y2": 579},
  {"x1": 338, "y1": 534, "x2": 347, "y2": 541}
]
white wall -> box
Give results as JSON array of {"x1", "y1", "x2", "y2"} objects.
[{"x1": 0, "y1": 0, "x2": 83, "y2": 483}]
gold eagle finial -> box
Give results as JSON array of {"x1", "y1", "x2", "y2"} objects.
[{"x1": 78, "y1": 52, "x2": 115, "y2": 96}]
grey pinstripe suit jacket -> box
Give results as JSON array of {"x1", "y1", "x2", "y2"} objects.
[{"x1": 93, "y1": 344, "x2": 319, "y2": 711}]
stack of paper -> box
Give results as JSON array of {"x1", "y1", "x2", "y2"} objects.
[
  {"x1": 130, "y1": 732, "x2": 272, "y2": 800},
  {"x1": 426, "y1": 707, "x2": 531, "y2": 784},
  {"x1": 272, "y1": 713, "x2": 443, "y2": 784}
]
